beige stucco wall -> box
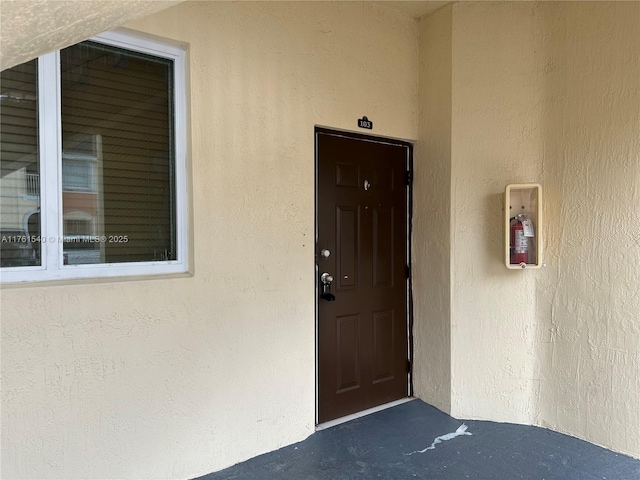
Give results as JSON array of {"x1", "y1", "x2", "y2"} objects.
[
  {"x1": 415, "y1": 1, "x2": 639, "y2": 458},
  {"x1": 532, "y1": 1, "x2": 640, "y2": 458},
  {"x1": 0, "y1": 2, "x2": 418, "y2": 478},
  {"x1": 449, "y1": 0, "x2": 548, "y2": 426},
  {"x1": 412, "y1": 4, "x2": 453, "y2": 414}
]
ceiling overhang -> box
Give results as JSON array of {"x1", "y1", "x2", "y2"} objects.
[{"x1": 0, "y1": 0, "x2": 183, "y2": 70}]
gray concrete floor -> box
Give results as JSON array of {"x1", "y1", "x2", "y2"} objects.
[{"x1": 195, "y1": 399, "x2": 640, "y2": 480}]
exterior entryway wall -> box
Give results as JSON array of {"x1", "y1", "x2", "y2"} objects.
[
  {"x1": 0, "y1": 3, "x2": 419, "y2": 479},
  {"x1": 413, "y1": 1, "x2": 640, "y2": 460}
]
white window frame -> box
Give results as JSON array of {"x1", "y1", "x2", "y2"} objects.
[{"x1": 1, "y1": 29, "x2": 189, "y2": 284}]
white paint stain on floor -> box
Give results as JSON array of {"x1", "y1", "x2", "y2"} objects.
[{"x1": 404, "y1": 424, "x2": 472, "y2": 455}]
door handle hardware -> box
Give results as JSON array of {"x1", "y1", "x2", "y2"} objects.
[
  {"x1": 321, "y1": 272, "x2": 333, "y2": 284},
  {"x1": 320, "y1": 272, "x2": 336, "y2": 301}
]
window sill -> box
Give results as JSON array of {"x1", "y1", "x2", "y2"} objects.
[{"x1": 0, "y1": 263, "x2": 194, "y2": 290}]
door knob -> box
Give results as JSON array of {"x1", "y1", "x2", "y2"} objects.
[{"x1": 320, "y1": 272, "x2": 335, "y2": 301}]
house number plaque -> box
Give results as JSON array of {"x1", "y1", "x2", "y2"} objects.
[{"x1": 357, "y1": 116, "x2": 373, "y2": 130}]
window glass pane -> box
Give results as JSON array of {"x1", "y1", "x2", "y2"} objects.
[
  {"x1": 60, "y1": 41, "x2": 176, "y2": 265},
  {"x1": 62, "y1": 159, "x2": 93, "y2": 191},
  {"x1": 0, "y1": 59, "x2": 41, "y2": 267}
]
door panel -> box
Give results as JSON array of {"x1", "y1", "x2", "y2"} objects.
[
  {"x1": 336, "y1": 205, "x2": 359, "y2": 291},
  {"x1": 336, "y1": 163, "x2": 359, "y2": 188},
  {"x1": 373, "y1": 309, "x2": 394, "y2": 383},
  {"x1": 373, "y1": 206, "x2": 394, "y2": 288},
  {"x1": 317, "y1": 130, "x2": 410, "y2": 423},
  {"x1": 336, "y1": 314, "x2": 361, "y2": 393}
]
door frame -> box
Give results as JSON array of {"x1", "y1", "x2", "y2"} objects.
[{"x1": 314, "y1": 126, "x2": 414, "y2": 425}]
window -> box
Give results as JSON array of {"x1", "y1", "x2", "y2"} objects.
[
  {"x1": 62, "y1": 159, "x2": 95, "y2": 192},
  {"x1": 0, "y1": 30, "x2": 188, "y2": 282}
]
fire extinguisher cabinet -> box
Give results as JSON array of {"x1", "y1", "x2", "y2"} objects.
[{"x1": 505, "y1": 183, "x2": 542, "y2": 269}]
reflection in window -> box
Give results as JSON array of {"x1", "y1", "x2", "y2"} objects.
[
  {"x1": 0, "y1": 59, "x2": 41, "y2": 267},
  {"x1": 61, "y1": 41, "x2": 176, "y2": 265},
  {"x1": 62, "y1": 159, "x2": 95, "y2": 192},
  {"x1": 64, "y1": 217, "x2": 94, "y2": 236},
  {"x1": 63, "y1": 210, "x2": 100, "y2": 265}
]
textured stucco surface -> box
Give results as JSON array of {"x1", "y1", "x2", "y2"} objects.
[
  {"x1": 412, "y1": 4, "x2": 453, "y2": 414},
  {"x1": 0, "y1": 2, "x2": 419, "y2": 478},
  {"x1": 0, "y1": 0, "x2": 183, "y2": 70},
  {"x1": 434, "y1": 1, "x2": 639, "y2": 458},
  {"x1": 532, "y1": 1, "x2": 640, "y2": 458},
  {"x1": 450, "y1": 0, "x2": 547, "y2": 427}
]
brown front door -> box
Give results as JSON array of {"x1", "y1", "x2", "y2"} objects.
[{"x1": 316, "y1": 128, "x2": 411, "y2": 424}]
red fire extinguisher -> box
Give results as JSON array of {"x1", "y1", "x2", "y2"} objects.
[{"x1": 510, "y1": 214, "x2": 529, "y2": 264}]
